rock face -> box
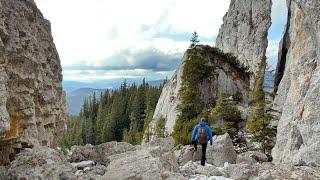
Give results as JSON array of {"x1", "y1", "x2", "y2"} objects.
[
  {"x1": 144, "y1": 54, "x2": 184, "y2": 142},
  {"x1": 6, "y1": 147, "x2": 75, "y2": 180},
  {"x1": 0, "y1": 0, "x2": 66, "y2": 165},
  {"x1": 272, "y1": 0, "x2": 320, "y2": 166},
  {"x1": 215, "y1": 0, "x2": 272, "y2": 77},
  {"x1": 145, "y1": 46, "x2": 250, "y2": 142}
]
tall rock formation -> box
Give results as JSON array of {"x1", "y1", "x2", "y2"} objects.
[
  {"x1": 146, "y1": 54, "x2": 183, "y2": 139},
  {"x1": 145, "y1": 0, "x2": 272, "y2": 142},
  {"x1": 272, "y1": 0, "x2": 320, "y2": 166},
  {"x1": 0, "y1": 0, "x2": 66, "y2": 165},
  {"x1": 145, "y1": 46, "x2": 250, "y2": 142},
  {"x1": 216, "y1": 0, "x2": 272, "y2": 77}
]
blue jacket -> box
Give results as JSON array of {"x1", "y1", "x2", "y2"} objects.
[{"x1": 191, "y1": 120, "x2": 213, "y2": 144}]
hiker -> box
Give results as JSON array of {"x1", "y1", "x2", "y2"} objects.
[{"x1": 191, "y1": 117, "x2": 213, "y2": 166}]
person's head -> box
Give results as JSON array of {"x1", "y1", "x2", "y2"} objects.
[{"x1": 200, "y1": 116, "x2": 206, "y2": 122}]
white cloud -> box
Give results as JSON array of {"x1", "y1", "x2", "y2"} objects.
[
  {"x1": 266, "y1": 40, "x2": 279, "y2": 70},
  {"x1": 271, "y1": 0, "x2": 287, "y2": 25},
  {"x1": 34, "y1": 0, "x2": 230, "y2": 69},
  {"x1": 63, "y1": 69, "x2": 175, "y2": 81},
  {"x1": 34, "y1": 0, "x2": 286, "y2": 80}
]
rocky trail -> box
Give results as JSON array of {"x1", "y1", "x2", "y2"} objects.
[{"x1": 2, "y1": 134, "x2": 319, "y2": 180}]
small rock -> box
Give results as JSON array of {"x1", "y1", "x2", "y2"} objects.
[
  {"x1": 179, "y1": 161, "x2": 226, "y2": 177},
  {"x1": 70, "y1": 160, "x2": 95, "y2": 169},
  {"x1": 161, "y1": 171, "x2": 186, "y2": 180},
  {"x1": 75, "y1": 170, "x2": 84, "y2": 176},
  {"x1": 83, "y1": 167, "x2": 91, "y2": 172},
  {"x1": 225, "y1": 163, "x2": 258, "y2": 180},
  {"x1": 236, "y1": 151, "x2": 268, "y2": 165},
  {"x1": 253, "y1": 170, "x2": 273, "y2": 180}
]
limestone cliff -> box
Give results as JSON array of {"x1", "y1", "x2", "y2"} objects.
[
  {"x1": 145, "y1": 46, "x2": 250, "y2": 142},
  {"x1": 0, "y1": 0, "x2": 66, "y2": 165},
  {"x1": 145, "y1": 53, "x2": 184, "y2": 140},
  {"x1": 271, "y1": 0, "x2": 320, "y2": 166},
  {"x1": 216, "y1": 0, "x2": 271, "y2": 77},
  {"x1": 145, "y1": 0, "x2": 271, "y2": 142}
]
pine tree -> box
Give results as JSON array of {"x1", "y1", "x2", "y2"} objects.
[
  {"x1": 155, "y1": 116, "x2": 166, "y2": 138},
  {"x1": 190, "y1": 31, "x2": 199, "y2": 48},
  {"x1": 246, "y1": 57, "x2": 276, "y2": 154},
  {"x1": 60, "y1": 79, "x2": 164, "y2": 148},
  {"x1": 210, "y1": 95, "x2": 242, "y2": 138},
  {"x1": 96, "y1": 91, "x2": 108, "y2": 144}
]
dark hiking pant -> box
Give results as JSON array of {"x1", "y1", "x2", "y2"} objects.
[{"x1": 193, "y1": 141, "x2": 208, "y2": 166}]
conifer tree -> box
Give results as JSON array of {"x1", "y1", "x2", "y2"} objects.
[
  {"x1": 210, "y1": 95, "x2": 242, "y2": 137},
  {"x1": 246, "y1": 57, "x2": 276, "y2": 154},
  {"x1": 190, "y1": 31, "x2": 199, "y2": 48},
  {"x1": 60, "y1": 79, "x2": 164, "y2": 148},
  {"x1": 96, "y1": 91, "x2": 108, "y2": 144},
  {"x1": 155, "y1": 116, "x2": 166, "y2": 138}
]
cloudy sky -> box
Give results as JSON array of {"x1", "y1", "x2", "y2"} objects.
[{"x1": 34, "y1": 0, "x2": 287, "y2": 82}]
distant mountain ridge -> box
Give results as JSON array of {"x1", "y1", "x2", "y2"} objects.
[
  {"x1": 67, "y1": 88, "x2": 106, "y2": 115},
  {"x1": 65, "y1": 79, "x2": 166, "y2": 115}
]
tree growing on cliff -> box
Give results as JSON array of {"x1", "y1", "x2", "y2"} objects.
[
  {"x1": 155, "y1": 116, "x2": 167, "y2": 138},
  {"x1": 210, "y1": 95, "x2": 242, "y2": 138},
  {"x1": 190, "y1": 31, "x2": 199, "y2": 48},
  {"x1": 173, "y1": 48, "x2": 212, "y2": 145},
  {"x1": 246, "y1": 57, "x2": 276, "y2": 154}
]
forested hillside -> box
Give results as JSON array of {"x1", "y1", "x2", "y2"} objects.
[{"x1": 60, "y1": 79, "x2": 164, "y2": 149}]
